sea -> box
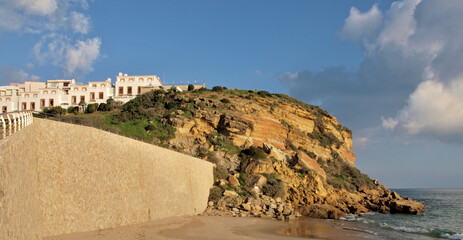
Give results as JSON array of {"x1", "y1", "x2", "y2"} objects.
[{"x1": 340, "y1": 188, "x2": 463, "y2": 240}]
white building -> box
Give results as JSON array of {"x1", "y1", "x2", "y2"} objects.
[
  {"x1": 114, "y1": 73, "x2": 163, "y2": 103},
  {"x1": 0, "y1": 72, "x2": 207, "y2": 113}
]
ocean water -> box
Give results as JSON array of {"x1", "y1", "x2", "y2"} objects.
[{"x1": 342, "y1": 189, "x2": 463, "y2": 240}]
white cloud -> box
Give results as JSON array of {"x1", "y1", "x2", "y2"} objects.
[
  {"x1": 398, "y1": 80, "x2": 463, "y2": 136},
  {"x1": 64, "y1": 37, "x2": 101, "y2": 75},
  {"x1": 354, "y1": 137, "x2": 369, "y2": 149},
  {"x1": 381, "y1": 116, "x2": 399, "y2": 130},
  {"x1": 0, "y1": 0, "x2": 90, "y2": 34},
  {"x1": 340, "y1": 4, "x2": 383, "y2": 41},
  {"x1": 0, "y1": 65, "x2": 41, "y2": 84},
  {"x1": 70, "y1": 11, "x2": 90, "y2": 34},
  {"x1": 377, "y1": 0, "x2": 421, "y2": 49},
  {"x1": 13, "y1": 0, "x2": 58, "y2": 16},
  {"x1": 279, "y1": 0, "x2": 463, "y2": 143},
  {"x1": 34, "y1": 34, "x2": 101, "y2": 76}
]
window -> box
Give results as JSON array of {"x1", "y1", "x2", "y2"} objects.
[
  {"x1": 30, "y1": 102, "x2": 35, "y2": 110},
  {"x1": 138, "y1": 86, "x2": 141, "y2": 94},
  {"x1": 25, "y1": 94, "x2": 29, "y2": 97},
  {"x1": 22, "y1": 102, "x2": 27, "y2": 110},
  {"x1": 74, "y1": 87, "x2": 79, "y2": 91},
  {"x1": 72, "y1": 96, "x2": 77, "y2": 104},
  {"x1": 0, "y1": 98, "x2": 2, "y2": 101},
  {"x1": 33, "y1": 94, "x2": 38, "y2": 98},
  {"x1": 49, "y1": 99, "x2": 54, "y2": 107},
  {"x1": 92, "y1": 84, "x2": 97, "y2": 87},
  {"x1": 80, "y1": 96, "x2": 85, "y2": 103},
  {"x1": 148, "y1": 78, "x2": 152, "y2": 81},
  {"x1": 64, "y1": 82, "x2": 69, "y2": 87},
  {"x1": 119, "y1": 87, "x2": 123, "y2": 95},
  {"x1": 51, "y1": 90, "x2": 56, "y2": 94},
  {"x1": 100, "y1": 84, "x2": 105, "y2": 87},
  {"x1": 6, "y1": 98, "x2": 10, "y2": 101},
  {"x1": 40, "y1": 99, "x2": 45, "y2": 108},
  {"x1": 139, "y1": 78, "x2": 144, "y2": 82},
  {"x1": 2, "y1": 106, "x2": 6, "y2": 113},
  {"x1": 82, "y1": 87, "x2": 87, "y2": 92},
  {"x1": 99, "y1": 92, "x2": 104, "y2": 99},
  {"x1": 120, "y1": 78, "x2": 125, "y2": 82},
  {"x1": 127, "y1": 86, "x2": 132, "y2": 95},
  {"x1": 43, "y1": 90, "x2": 48, "y2": 94},
  {"x1": 90, "y1": 92, "x2": 95, "y2": 101},
  {"x1": 129, "y1": 78, "x2": 134, "y2": 82}
]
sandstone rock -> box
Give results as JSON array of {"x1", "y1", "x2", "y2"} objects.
[
  {"x1": 208, "y1": 201, "x2": 214, "y2": 207},
  {"x1": 286, "y1": 215, "x2": 296, "y2": 221},
  {"x1": 228, "y1": 175, "x2": 240, "y2": 186},
  {"x1": 248, "y1": 174, "x2": 267, "y2": 188},
  {"x1": 263, "y1": 143, "x2": 291, "y2": 163},
  {"x1": 241, "y1": 203, "x2": 251, "y2": 211},
  {"x1": 269, "y1": 203, "x2": 277, "y2": 209},
  {"x1": 299, "y1": 204, "x2": 346, "y2": 219},
  {"x1": 391, "y1": 191, "x2": 403, "y2": 200},
  {"x1": 224, "y1": 190, "x2": 239, "y2": 198},
  {"x1": 275, "y1": 197, "x2": 282, "y2": 203},
  {"x1": 389, "y1": 200, "x2": 425, "y2": 215},
  {"x1": 276, "y1": 205, "x2": 284, "y2": 213},
  {"x1": 283, "y1": 206, "x2": 293, "y2": 215},
  {"x1": 358, "y1": 185, "x2": 367, "y2": 193},
  {"x1": 295, "y1": 151, "x2": 327, "y2": 180}
]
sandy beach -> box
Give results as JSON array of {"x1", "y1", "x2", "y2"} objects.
[{"x1": 44, "y1": 216, "x2": 378, "y2": 240}]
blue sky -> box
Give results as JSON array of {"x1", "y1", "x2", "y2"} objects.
[{"x1": 1, "y1": 0, "x2": 462, "y2": 188}]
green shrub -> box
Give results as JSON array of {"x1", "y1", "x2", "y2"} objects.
[
  {"x1": 42, "y1": 106, "x2": 66, "y2": 116},
  {"x1": 209, "y1": 186, "x2": 224, "y2": 202},
  {"x1": 188, "y1": 84, "x2": 194, "y2": 91},
  {"x1": 213, "y1": 166, "x2": 229, "y2": 180},
  {"x1": 86, "y1": 103, "x2": 98, "y2": 113},
  {"x1": 241, "y1": 147, "x2": 267, "y2": 160},
  {"x1": 257, "y1": 90, "x2": 271, "y2": 97},
  {"x1": 238, "y1": 173, "x2": 248, "y2": 186},
  {"x1": 212, "y1": 86, "x2": 227, "y2": 92},
  {"x1": 262, "y1": 178, "x2": 285, "y2": 198},
  {"x1": 321, "y1": 155, "x2": 375, "y2": 192},
  {"x1": 220, "y1": 98, "x2": 230, "y2": 104},
  {"x1": 67, "y1": 106, "x2": 76, "y2": 114},
  {"x1": 145, "y1": 124, "x2": 156, "y2": 131},
  {"x1": 98, "y1": 103, "x2": 106, "y2": 111}
]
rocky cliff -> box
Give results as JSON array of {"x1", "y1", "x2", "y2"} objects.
[{"x1": 105, "y1": 87, "x2": 424, "y2": 219}]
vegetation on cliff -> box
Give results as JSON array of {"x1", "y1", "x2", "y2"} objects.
[{"x1": 42, "y1": 86, "x2": 424, "y2": 218}]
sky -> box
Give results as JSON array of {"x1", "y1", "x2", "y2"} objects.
[{"x1": 1, "y1": 0, "x2": 462, "y2": 188}]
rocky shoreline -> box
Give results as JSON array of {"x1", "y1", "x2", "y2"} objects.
[
  {"x1": 203, "y1": 183, "x2": 425, "y2": 221},
  {"x1": 107, "y1": 88, "x2": 425, "y2": 219}
]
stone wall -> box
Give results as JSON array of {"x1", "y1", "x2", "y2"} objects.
[{"x1": 0, "y1": 118, "x2": 214, "y2": 239}]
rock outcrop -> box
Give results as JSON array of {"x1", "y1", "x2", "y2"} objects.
[{"x1": 109, "y1": 88, "x2": 425, "y2": 218}]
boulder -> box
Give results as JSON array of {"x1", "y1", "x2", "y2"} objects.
[
  {"x1": 389, "y1": 200, "x2": 425, "y2": 215},
  {"x1": 223, "y1": 190, "x2": 239, "y2": 198},
  {"x1": 228, "y1": 175, "x2": 240, "y2": 186},
  {"x1": 248, "y1": 174, "x2": 267, "y2": 188},
  {"x1": 298, "y1": 204, "x2": 346, "y2": 219},
  {"x1": 262, "y1": 143, "x2": 291, "y2": 163},
  {"x1": 241, "y1": 203, "x2": 251, "y2": 211}
]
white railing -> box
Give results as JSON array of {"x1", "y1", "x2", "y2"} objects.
[{"x1": 0, "y1": 111, "x2": 33, "y2": 140}]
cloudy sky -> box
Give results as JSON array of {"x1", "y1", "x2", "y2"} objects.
[{"x1": 1, "y1": 0, "x2": 462, "y2": 188}]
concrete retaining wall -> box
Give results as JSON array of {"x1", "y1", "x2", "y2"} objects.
[{"x1": 0, "y1": 118, "x2": 214, "y2": 239}]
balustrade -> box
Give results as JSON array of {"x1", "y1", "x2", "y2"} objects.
[{"x1": 0, "y1": 111, "x2": 33, "y2": 140}]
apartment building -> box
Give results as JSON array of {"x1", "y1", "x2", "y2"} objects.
[{"x1": 0, "y1": 73, "x2": 163, "y2": 113}]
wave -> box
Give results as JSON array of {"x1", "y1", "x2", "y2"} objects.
[{"x1": 341, "y1": 214, "x2": 463, "y2": 240}]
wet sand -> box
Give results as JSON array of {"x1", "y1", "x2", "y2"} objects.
[{"x1": 44, "y1": 216, "x2": 379, "y2": 240}]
